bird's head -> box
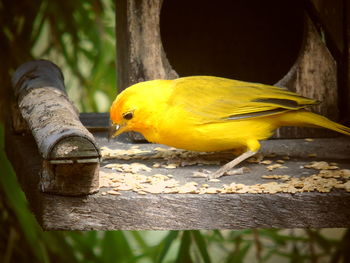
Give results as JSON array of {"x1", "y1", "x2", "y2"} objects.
[
  {"x1": 109, "y1": 79, "x2": 172, "y2": 140},
  {"x1": 109, "y1": 87, "x2": 140, "y2": 139}
]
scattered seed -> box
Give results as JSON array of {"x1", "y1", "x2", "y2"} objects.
[
  {"x1": 304, "y1": 161, "x2": 339, "y2": 170},
  {"x1": 205, "y1": 187, "x2": 219, "y2": 194},
  {"x1": 209, "y1": 179, "x2": 221, "y2": 182},
  {"x1": 266, "y1": 164, "x2": 287, "y2": 171},
  {"x1": 164, "y1": 163, "x2": 178, "y2": 169},
  {"x1": 107, "y1": 190, "x2": 121, "y2": 195},
  {"x1": 99, "y1": 146, "x2": 350, "y2": 195},
  {"x1": 152, "y1": 162, "x2": 161, "y2": 168}
]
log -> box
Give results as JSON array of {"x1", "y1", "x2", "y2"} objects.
[{"x1": 11, "y1": 60, "x2": 100, "y2": 195}]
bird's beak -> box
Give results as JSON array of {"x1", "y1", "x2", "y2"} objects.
[{"x1": 108, "y1": 121, "x2": 126, "y2": 141}]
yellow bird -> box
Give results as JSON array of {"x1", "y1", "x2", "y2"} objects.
[{"x1": 110, "y1": 76, "x2": 350, "y2": 178}]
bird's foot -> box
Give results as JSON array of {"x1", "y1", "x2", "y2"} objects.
[
  {"x1": 192, "y1": 169, "x2": 211, "y2": 178},
  {"x1": 192, "y1": 167, "x2": 249, "y2": 180},
  {"x1": 209, "y1": 167, "x2": 249, "y2": 179}
]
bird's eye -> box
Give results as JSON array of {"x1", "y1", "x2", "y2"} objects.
[{"x1": 123, "y1": 111, "x2": 133, "y2": 120}]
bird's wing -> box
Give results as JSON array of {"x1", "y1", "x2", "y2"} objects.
[{"x1": 168, "y1": 76, "x2": 318, "y2": 123}]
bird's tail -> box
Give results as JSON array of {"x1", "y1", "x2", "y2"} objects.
[{"x1": 276, "y1": 110, "x2": 350, "y2": 136}]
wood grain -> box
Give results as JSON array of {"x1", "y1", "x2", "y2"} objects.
[
  {"x1": 276, "y1": 16, "x2": 338, "y2": 138},
  {"x1": 115, "y1": 0, "x2": 177, "y2": 92},
  {"x1": 41, "y1": 191, "x2": 350, "y2": 230}
]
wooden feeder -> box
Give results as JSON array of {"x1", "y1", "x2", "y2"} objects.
[
  {"x1": 116, "y1": 0, "x2": 344, "y2": 138},
  {"x1": 4, "y1": 1, "x2": 350, "y2": 230}
]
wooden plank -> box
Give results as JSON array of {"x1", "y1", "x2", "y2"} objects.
[
  {"x1": 5, "y1": 113, "x2": 350, "y2": 230},
  {"x1": 40, "y1": 191, "x2": 350, "y2": 231}
]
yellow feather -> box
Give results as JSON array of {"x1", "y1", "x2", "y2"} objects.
[{"x1": 110, "y1": 76, "x2": 350, "y2": 178}]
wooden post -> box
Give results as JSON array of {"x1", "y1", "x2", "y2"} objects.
[
  {"x1": 346, "y1": 0, "x2": 350, "y2": 122},
  {"x1": 115, "y1": 0, "x2": 179, "y2": 141},
  {"x1": 115, "y1": 0, "x2": 178, "y2": 92},
  {"x1": 11, "y1": 60, "x2": 100, "y2": 195}
]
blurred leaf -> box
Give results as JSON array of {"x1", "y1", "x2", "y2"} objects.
[
  {"x1": 259, "y1": 229, "x2": 307, "y2": 245},
  {"x1": 0, "y1": 124, "x2": 47, "y2": 262},
  {"x1": 306, "y1": 229, "x2": 333, "y2": 253},
  {"x1": 290, "y1": 244, "x2": 304, "y2": 263},
  {"x1": 191, "y1": 231, "x2": 211, "y2": 263},
  {"x1": 226, "y1": 239, "x2": 251, "y2": 263},
  {"x1": 330, "y1": 229, "x2": 350, "y2": 263},
  {"x1": 175, "y1": 231, "x2": 192, "y2": 263},
  {"x1": 228, "y1": 229, "x2": 252, "y2": 241},
  {"x1": 66, "y1": 232, "x2": 99, "y2": 262},
  {"x1": 156, "y1": 231, "x2": 179, "y2": 263},
  {"x1": 100, "y1": 231, "x2": 134, "y2": 263},
  {"x1": 130, "y1": 231, "x2": 149, "y2": 252}
]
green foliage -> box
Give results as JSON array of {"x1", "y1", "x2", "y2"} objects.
[
  {"x1": 0, "y1": 0, "x2": 116, "y2": 113},
  {"x1": 32, "y1": 0, "x2": 117, "y2": 112}
]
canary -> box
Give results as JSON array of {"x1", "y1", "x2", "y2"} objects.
[{"x1": 110, "y1": 76, "x2": 350, "y2": 178}]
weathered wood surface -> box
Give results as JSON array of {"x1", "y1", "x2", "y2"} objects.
[
  {"x1": 80, "y1": 112, "x2": 110, "y2": 131},
  {"x1": 115, "y1": 0, "x2": 178, "y2": 92},
  {"x1": 309, "y1": 0, "x2": 344, "y2": 53},
  {"x1": 115, "y1": 0, "x2": 180, "y2": 141},
  {"x1": 11, "y1": 60, "x2": 100, "y2": 195},
  {"x1": 275, "y1": 16, "x2": 338, "y2": 138},
  {"x1": 346, "y1": 1, "x2": 350, "y2": 122},
  {"x1": 6, "y1": 114, "x2": 350, "y2": 230}
]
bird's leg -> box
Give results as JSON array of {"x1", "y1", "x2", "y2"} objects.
[{"x1": 209, "y1": 150, "x2": 257, "y2": 179}]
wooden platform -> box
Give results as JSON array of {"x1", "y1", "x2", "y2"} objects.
[{"x1": 5, "y1": 114, "x2": 350, "y2": 230}]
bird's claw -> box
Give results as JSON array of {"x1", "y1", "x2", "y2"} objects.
[{"x1": 208, "y1": 167, "x2": 248, "y2": 179}]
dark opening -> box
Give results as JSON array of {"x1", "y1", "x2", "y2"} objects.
[{"x1": 160, "y1": 0, "x2": 304, "y2": 84}]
